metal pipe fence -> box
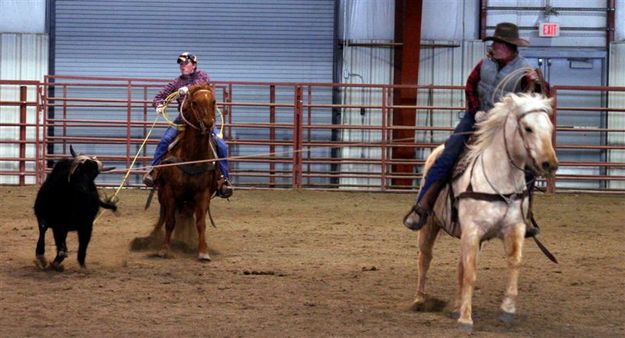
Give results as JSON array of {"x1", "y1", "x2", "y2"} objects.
[{"x1": 1, "y1": 76, "x2": 624, "y2": 193}]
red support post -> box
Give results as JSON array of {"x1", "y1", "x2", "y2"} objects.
[
  {"x1": 293, "y1": 85, "x2": 304, "y2": 188},
  {"x1": 269, "y1": 85, "x2": 276, "y2": 187},
  {"x1": 479, "y1": 0, "x2": 488, "y2": 40},
  {"x1": 19, "y1": 86, "x2": 27, "y2": 185},
  {"x1": 392, "y1": 0, "x2": 423, "y2": 188},
  {"x1": 126, "y1": 81, "x2": 133, "y2": 181}
]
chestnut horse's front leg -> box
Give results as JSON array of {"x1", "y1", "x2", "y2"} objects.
[
  {"x1": 457, "y1": 228, "x2": 480, "y2": 332},
  {"x1": 195, "y1": 189, "x2": 211, "y2": 261},
  {"x1": 158, "y1": 190, "x2": 177, "y2": 258},
  {"x1": 499, "y1": 222, "x2": 525, "y2": 323}
]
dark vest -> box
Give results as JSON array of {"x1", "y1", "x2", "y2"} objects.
[{"x1": 477, "y1": 55, "x2": 530, "y2": 112}]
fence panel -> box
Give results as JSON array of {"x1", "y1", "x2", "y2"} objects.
[{"x1": 0, "y1": 77, "x2": 624, "y2": 193}]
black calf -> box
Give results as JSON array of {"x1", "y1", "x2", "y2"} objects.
[{"x1": 34, "y1": 146, "x2": 117, "y2": 271}]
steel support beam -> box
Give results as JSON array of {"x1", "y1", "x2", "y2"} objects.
[{"x1": 392, "y1": 0, "x2": 422, "y2": 188}]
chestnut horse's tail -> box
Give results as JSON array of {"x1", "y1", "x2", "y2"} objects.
[{"x1": 149, "y1": 204, "x2": 166, "y2": 238}]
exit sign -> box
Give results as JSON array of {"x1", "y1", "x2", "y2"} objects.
[{"x1": 539, "y1": 22, "x2": 560, "y2": 37}]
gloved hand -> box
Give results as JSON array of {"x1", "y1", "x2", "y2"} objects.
[
  {"x1": 178, "y1": 86, "x2": 189, "y2": 96},
  {"x1": 155, "y1": 104, "x2": 164, "y2": 114}
]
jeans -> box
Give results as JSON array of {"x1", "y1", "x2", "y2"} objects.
[
  {"x1": 152, "y1": 126, "x2": 230, "y2": 179},
  {"x1": 416, "y1": 112, "x2": 476, "y2": 202}
]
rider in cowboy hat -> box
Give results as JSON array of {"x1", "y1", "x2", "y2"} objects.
[
  {"x1": 403, "y1": 22, "x2": 548, "y2": 235},
  {"x1": 144, "y1": 52, "x2": 234, "y2": 198}
]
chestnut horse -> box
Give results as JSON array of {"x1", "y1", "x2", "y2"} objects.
[
  {"x1": 411, "y1": 93, "x2": 558, "y2": 332},
  {"x1": 154, "y1": 84, "x2": 219, "y2": 261}
]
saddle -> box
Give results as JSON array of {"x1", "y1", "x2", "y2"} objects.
[
  {"x1": 437, "y1": 147, "x2": 474, "y2": 239},
  {"x1": 152, "y1": 134, "x2": 218, "y2": 180}
]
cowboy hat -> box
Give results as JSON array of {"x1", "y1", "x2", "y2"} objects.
[{"x1": 483, "y1": 22, "x2": 529, "y2": 47}]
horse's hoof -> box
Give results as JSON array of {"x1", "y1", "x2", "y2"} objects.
[
  {"x1": 198, "y1": 253, "x2": 211, "y2": 261},
  {"x1": 498, "y1": 311, "x2": 515, "y2": 324},
  {"x1": 157, "y1": 249, "x2": 173, "y2": 258},
  {"x1": 50, "y1": 262, "x2": 64, "y2": 272},
  {"x1": 457, "y1": 322, "x2": 473, "y2": 333},
  {"x1": 409, "y1": 292, "x2": 427, "y2": 311},
  {"x1": 34, "y1": 256, "x2": 48, "y2": 269},
  {"x1": 449, "y1": 310, "x2": 460, "y2": 320}
]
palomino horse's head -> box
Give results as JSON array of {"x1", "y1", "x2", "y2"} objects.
[
  {"x1": 180, "y1": 84, "x2": 216, "y2": 135},
  {"x1": 470, "y1": 93, "x2": 559, "y2": 177}
]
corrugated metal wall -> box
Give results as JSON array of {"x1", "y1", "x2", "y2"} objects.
[
  {"x1": 0, "y1": 33, "x2": 48, "y2": 184},
  {"x1": 53, "y1": 0, "x2": 335, "y2": 82},
  {"x1": 608, "y1": 42, "x2": 625, "y2": 189},
  {"x1": 0, "y1": 33, "x2": 48, "y2": 80}
]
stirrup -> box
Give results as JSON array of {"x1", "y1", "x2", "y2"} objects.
[
  {"x1": 403, "y1": 204, "x2": 430, "y2": 231},
  {"x1": 216, "y1": 177, "x2": 233, "y2": 198},
  {"x1": 143, "y1": 171, "x2": 154, "y2": 187}
]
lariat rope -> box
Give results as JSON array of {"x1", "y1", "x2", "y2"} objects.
[{"x1": 161, "y1": 90, "x2": 225, "y2": 138}]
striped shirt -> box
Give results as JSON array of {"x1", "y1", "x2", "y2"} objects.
[{"x1": 152, "y1": 70, "x2": 210, "y2": 109}]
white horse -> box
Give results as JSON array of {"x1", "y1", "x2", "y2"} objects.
[{"x1": 411, "y1": 93, "x2": 558, "y2": 332}]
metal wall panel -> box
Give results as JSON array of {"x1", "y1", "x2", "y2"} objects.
[
  {"x1": 53, "y1": 0, "x2": 335, "y2": 82},
  {"x1": 0, "y1": 33, "x2": 48, "y2": 184},
  {"x1": 486, "y1": 0, "x2": 609, "y2": 48},
  {"x1": 0, "y1": 33, "x2": 48, "y2": 81},
  {"x1": 0, "y1": 0, "x2": 46, "y2": 33},
  {"x1": 608, "y1": 42, "x2": 625, "y2": 189}
]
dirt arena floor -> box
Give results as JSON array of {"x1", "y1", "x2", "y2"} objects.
[{"x1": 0, "y1": 185, "x2": 624, "y2": 337}]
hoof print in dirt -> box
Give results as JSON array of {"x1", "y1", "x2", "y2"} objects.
[
  {"x1": 498, "y1": 311, "x2": 515, "y2": 324},
  {"x1": 458, "y1": 322, "x2": 473, "y2": 333},
  {"x1": 410, "y1": 296, "x2": 447, "y2": 312}
]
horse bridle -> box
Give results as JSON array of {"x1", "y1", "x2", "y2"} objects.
[
  {"x1": 475, "y1": 107, "x2": 549, "y2": 205},
  {"x1": 503, "y1": 107, "x2": 550, "y2": 175},
  {"x1": 179, "y1": 89, "x2": 214, "y2": 135}
]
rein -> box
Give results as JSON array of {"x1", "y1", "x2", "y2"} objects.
[{"x1": 456, "y1": 107, "x2": 547, "y2": 223}]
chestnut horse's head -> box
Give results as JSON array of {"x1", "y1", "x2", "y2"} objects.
[{"x1": 180, "y1": 84, "x2": 216, "y2": 135}]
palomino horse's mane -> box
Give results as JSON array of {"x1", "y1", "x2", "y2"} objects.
[{"x1": 466, "y1": 93, "x2": 552, "y2": 164}]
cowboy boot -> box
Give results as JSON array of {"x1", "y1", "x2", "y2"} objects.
[
  {"x1": 403, "y1": 180, "x2": 445, "y2": 231},
  {"x1": 216, "y1": 175, "x2": 234, "y2": 198},
  {"x1": 143, "y1": 170, "x2": 155, "y2": 187}
]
